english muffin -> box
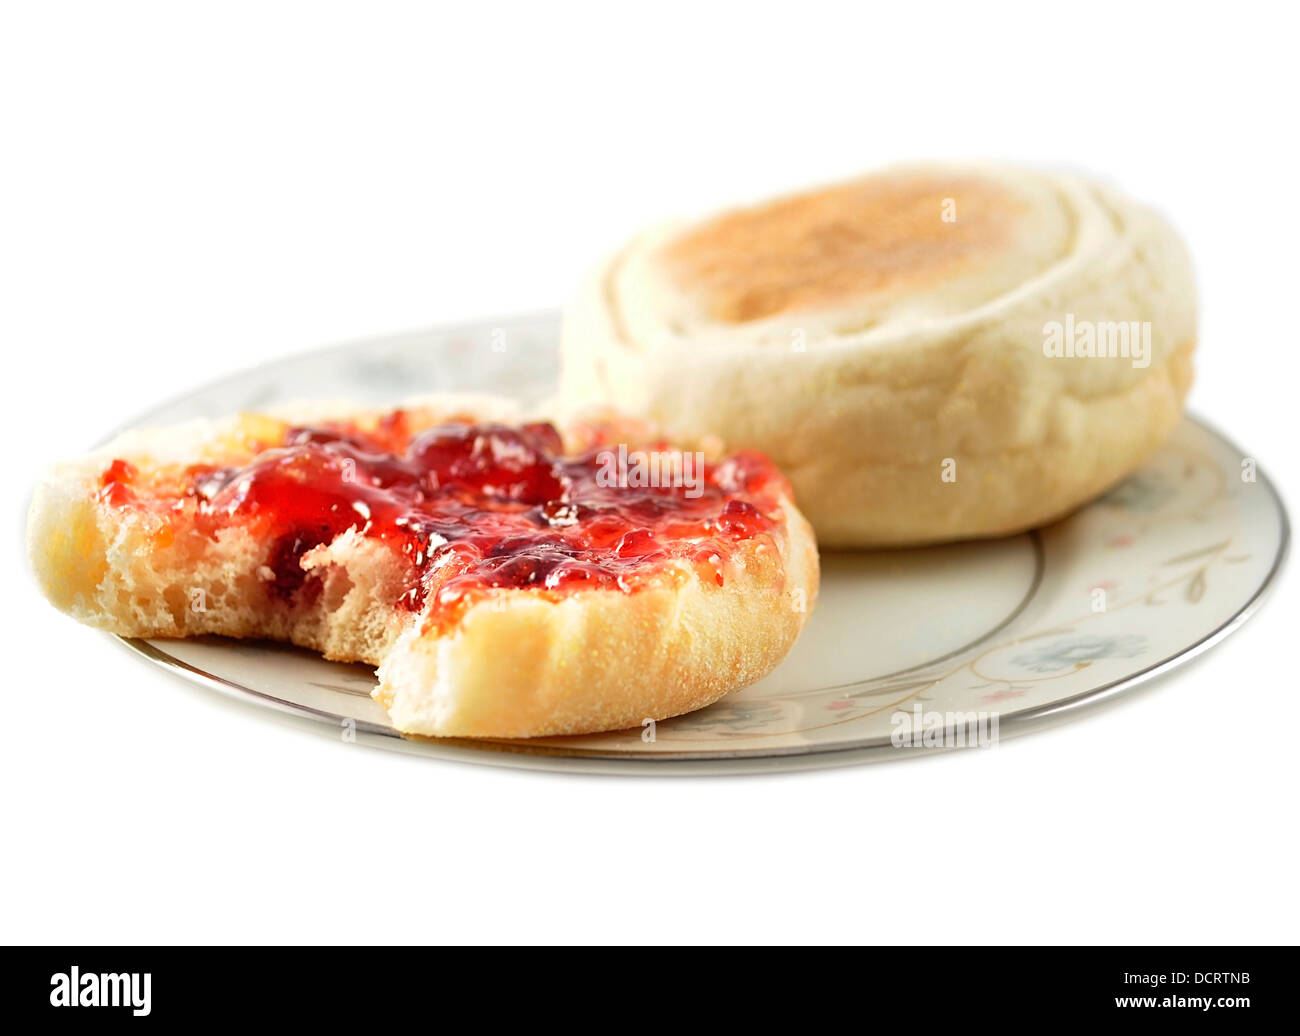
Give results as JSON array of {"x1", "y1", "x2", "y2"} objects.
[
  {"x1": 28, "y1": 396, "x2": 818, "y2": 738},
  {"x1": 561, "y1": 163, "x2": 1196, "y2": 546}
]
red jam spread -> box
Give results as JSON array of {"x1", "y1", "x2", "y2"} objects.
[{"x1": 97, "y1": 414, "x2": 787, "y2": 630}]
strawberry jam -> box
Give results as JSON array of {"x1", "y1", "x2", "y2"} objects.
[
  {"x1": 97, "y1": 459, "x2": 138, "y2": 507},
  {"x1": 98, "y1": 414, "x2": 787, "y2": 631}
]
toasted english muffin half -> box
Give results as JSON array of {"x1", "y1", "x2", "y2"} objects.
[
  {"x1": 561, "y1": 163, "x2": 1196, "y2": 547},
  {"x1": 28, "y1": 395, "x2": 818, "y2": 738}
]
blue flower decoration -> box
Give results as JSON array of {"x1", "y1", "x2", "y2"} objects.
[
  {"x1": 1100, "y1": 473, "x2": 1175, "y2": 513},
  {"x1": 1012, "y1": 634, "x2": 1146, "y2": 674},
  {"x1": 685, "y1": 701, "x2": 782, "y2": 732}
]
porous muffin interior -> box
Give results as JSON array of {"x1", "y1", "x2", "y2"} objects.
[{"x1": 28, "y1": 473, "x2": 412, "y2": 665}]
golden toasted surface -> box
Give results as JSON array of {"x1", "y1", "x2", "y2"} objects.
[{"x1": 661, "y1": 173, "x2": 1026, "y2": 323}]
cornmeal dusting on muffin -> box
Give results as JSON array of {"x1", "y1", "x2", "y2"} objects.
[{"x1": 662, "y1": 174, "x2": 1022, "y2": 323}]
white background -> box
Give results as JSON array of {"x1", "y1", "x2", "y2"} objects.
[{"x1": 2, "y1": 2, "x2": 1296, "y2": 944}]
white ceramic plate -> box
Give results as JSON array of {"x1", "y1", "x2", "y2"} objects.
[{"x1": 115, "y1": 313, "x2": 1289, "y2": 774}]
